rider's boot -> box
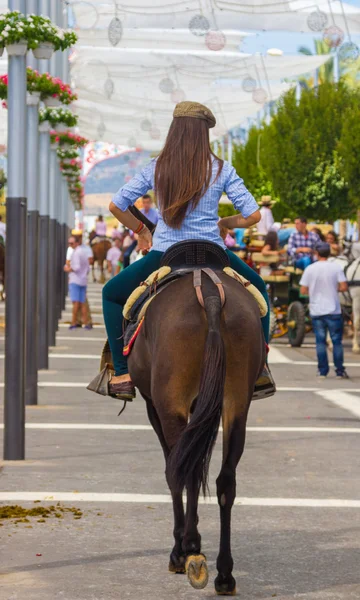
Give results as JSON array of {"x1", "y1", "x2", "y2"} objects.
[
  {"x1": 253, "y1": 364, "x2": 276, "y2": 400},
  {"x1": 108, "y1": 378, "x2": 136, "y2": 401}
]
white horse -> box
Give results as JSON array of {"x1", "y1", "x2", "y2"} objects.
[{"x1": 331, "y1": 242, "x2": 360, "y2": 353}]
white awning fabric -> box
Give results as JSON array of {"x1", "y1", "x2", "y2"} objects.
[{"x1": 69, "y1": 0, "x2": 360, "y2": 34}]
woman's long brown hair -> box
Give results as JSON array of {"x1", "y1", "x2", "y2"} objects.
[{"x1": 155, "y1": 117, "x2": 223, "y2": 228}]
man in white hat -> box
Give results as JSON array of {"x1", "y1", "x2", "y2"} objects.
[{"x1": 257, "y1": 196, "x2": 274, "y2": 236}]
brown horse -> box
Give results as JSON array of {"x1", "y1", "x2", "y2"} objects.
[
  {"x1": 91, "y1": 239, "x2": 111, "y2": 283},
  {"x1": 128, "y1": 270, "x2": 265, "y2": 594}
]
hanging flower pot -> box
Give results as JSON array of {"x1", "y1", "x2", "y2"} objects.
[
  {"x1": 44, "y1": 96, "x2": 61, "y2": 108},
  {"x1": 26, "y1": 91, "x2": 41, "y2": 106},
  {"x1": 55, "y1": 123, "x2": 68, "y2": 133},
  {"x1": 6, "y1": 39, "x2": 28, "y2": 56},
  {"x1": 32, "y1": 42, "x2": 54, "y2": 60},
  {"x1": 38, "y1": 120, "x2": 50, "y2": 133}
]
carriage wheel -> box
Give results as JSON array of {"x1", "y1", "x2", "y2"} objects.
[
  {"x1": 287, "y1": 301, "x2": 306, "y2": 347},
  {"x1": 269, "y1": 301, "x2": 277, "y2": 342}
]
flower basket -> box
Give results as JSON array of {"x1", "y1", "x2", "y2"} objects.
[
  {"x1": 32, "y1": 42, "x2": 54, "y2": 60},
  {"x1": 6, "y1": 40, "x2": 27, "y2": 56},
  {"x1": 55, "y1": 123, "x2": 68, "y2": 133},
  {"x1": 44, "y1": 96, "x2": 61, "y2": 108},
  {"x1": 0, "y1": 12, "x2": 78, "y2": 55},
  {"x1": 39, "y1": 120, "x2": 50, "y2": 133},
  {"x1": 26, "y1": 91, "x2": 40, "y2": 106}
]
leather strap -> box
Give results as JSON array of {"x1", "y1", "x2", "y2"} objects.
[
  {"x1": 193, "y1": 269, "x2": 205, "y2": 308},
  {"x1": 202, "y1": 268, "x2": 226, "y2": 307},
  {"x1": 193, "y1": 268, "x2": 226, "y2": 309}
]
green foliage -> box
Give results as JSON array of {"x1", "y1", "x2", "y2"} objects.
[
  {"x1": 218, "y1": 202, "x2": 236, "y2": 218},
  {"x1": 232, "y1": 81, "x2": 360, "y2": 222}
]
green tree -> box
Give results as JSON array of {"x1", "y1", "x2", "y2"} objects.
[
  {"x1": 259, "y1": 81, "x2": 359, "y2": 220},
  {"x1": 298, "y1": 39, "x2": 333, "y2": 85}
]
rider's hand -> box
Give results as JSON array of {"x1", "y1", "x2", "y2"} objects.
[
  {"x1": 137, "y1": 226, "x2": 152, "y2": 251},
  {"x1": 218, "y1": 222, "x2": 228, "y2": 241}
]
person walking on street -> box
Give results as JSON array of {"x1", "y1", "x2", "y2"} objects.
[
  {"x1": 107, "y1": 238, "x2": 122, "y2": 277},
  {"x1": 257, "y1": 196, "x2": 274, "y2": 236},
  {"x1": 288, "y1": 216, "x2": 320, "y2": 270},
  {"x1": 140, "y1": 194, "x2": 159, "y2": 226},
  {"x1": 300, "y1": 242, "x2": 349, "y2": 379},
  {"x1": 0, "y1": 215, "x2": 6, "y2": 243},
  {"x1": 64, "y1": 235, "x2": 91, "y2": 330}
]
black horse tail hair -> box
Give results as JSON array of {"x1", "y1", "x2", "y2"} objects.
[{"x1": 167, "y1": 293, "x2": 226, "y2": 497}]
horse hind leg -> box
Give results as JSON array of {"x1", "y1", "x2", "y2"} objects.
[
  {"x1": 149, "y1": 397, "x2": 188, "y2": 575},
  {"x1": 215, "y1": 414, "x2": 247, "y2": 596}
]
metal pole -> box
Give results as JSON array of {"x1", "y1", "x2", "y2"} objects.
[
  {"x1": 333, "y1": 53, "x2": 339, "y2": 84},
  {"x1": 38, "y1": 121, "x2": 50, "y2": 369},
  {"x1": 4, "y1": 0, "x2": 27, "y2": 460},
  {"x1": 25, "y1": 32, "x2": 40, "y2": 406},
  {"x1": 220, "y1": 137, "x2": 225, "y2": 161},
  {"x1": 295, "y1": 82, "x2": 301, "y2": 106},
  {"x1": 48, "y1": 147, "x2": 57, "y2": 346},
  {"x1": 228, "y1": 132, "x2": 232, "y2": 166}
]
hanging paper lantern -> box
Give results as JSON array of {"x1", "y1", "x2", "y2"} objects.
[
  {"x1": 323, "y1": 26, "x2": 344, "y2": 48},
  {"x1": 307, "y1": 10, "x2": 328, "y2": 32},
  {"x1": 171, "y1": 88, "x2": 186, "y2": 103},
  {"x1": 189, "y1": 14, "x2": 210, "y2": 36},
  {"x1": 104, "y1": 78, "x2": 114, "y2": 99},
  {"x1": 140, "y1": 119, "x2": 152, "y2": 132},
  {"x1": 127, "y1": 137, "x2": 137, "y2": 147},
  {"x1": 205, "y1": 30, "x2": 226, "y2": 51},
  {"x1": 159, "y1": 77, "x2": 175, "y2": 93},
  {"x1": 338, "y1": 41, "x2": 360, "y2": 63},
  {"x1": 150, "y1": 127, "x2": 161, "y2": 140},
  {"x1": 242, "y1": 76, "x2": 257, "y2": 93},
  {"x1": 252, "y1": 88, "x2": 268, "y2": 104},
  {"x1": 108, "y1": 17, "x2": 123, "y2": 47}
]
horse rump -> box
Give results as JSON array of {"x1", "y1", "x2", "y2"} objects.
[{"x1": 167, "y1": 293, "x2": 226, "y2": 496}]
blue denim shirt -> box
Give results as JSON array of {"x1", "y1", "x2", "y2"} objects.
[{"x1": 113, "y1": 158, "x2": 258, "y2": 252}]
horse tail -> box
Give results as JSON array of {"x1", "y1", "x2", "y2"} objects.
[{"x1": 167, "y1": 293, "x2": 226, "y2": 496}]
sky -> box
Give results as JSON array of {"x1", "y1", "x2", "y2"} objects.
[{"x1": 242, "y1": 0, "x2": 360, "y2": 55}]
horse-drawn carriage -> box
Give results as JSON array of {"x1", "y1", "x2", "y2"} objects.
[{"x1": 234, "y1": 231, "x2": 310, "y2": 347}]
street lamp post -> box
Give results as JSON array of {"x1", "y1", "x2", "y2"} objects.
[
  {"x1": 4, "y1": 0, "x2": 27, "y2": 459},
  {"x1": 25, "y1": 17, "x2": 40, "y2": 405}
]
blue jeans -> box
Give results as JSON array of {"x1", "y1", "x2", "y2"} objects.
[
  {"x1": 312, "y1": 314, "x2": 345, "y2": 376},
  {"x1": 295, "y1": 256, "x2": 312, "y2": 270}
]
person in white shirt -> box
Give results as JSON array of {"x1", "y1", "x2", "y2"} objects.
[
  {"x1": 300, "y1": 242, "x2": 348, "y2": 379},
  {"x1": 107, "y1": 239, "x2": 122, "y2": 277},
  {"x1": 0, "y1": 216, "x2": 6, "y2": 242},
  {"x1": 257, "y1": 197, "x2": 274, "y2": 236}
]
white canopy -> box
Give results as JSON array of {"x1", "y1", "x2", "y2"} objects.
[{"x1": 70, "y1": 0, "x2": 360, "y2": 34}]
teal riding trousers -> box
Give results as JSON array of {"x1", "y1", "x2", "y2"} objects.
[{"x1": 103, "y1": 250, "x2": 270, "y2": 376}]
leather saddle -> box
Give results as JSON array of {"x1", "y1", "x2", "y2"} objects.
[
  {"x1": 125, "y1": 240, "x2": 229, "y2": 328},
  {"x1": 160, "y1": 239, "x2": 229, "y2": 270}
]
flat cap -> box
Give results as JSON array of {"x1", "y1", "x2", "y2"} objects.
[{"x1": 173, "y1": 101, "x2": 216, "y2": 128}]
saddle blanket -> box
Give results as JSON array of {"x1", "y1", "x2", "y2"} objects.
[
  {"x1": 122, "y1": 265, "x2": 268, "y2": 357},
  {"x1": 90, "y1": 236, "x2": 109, "y2": 246}
]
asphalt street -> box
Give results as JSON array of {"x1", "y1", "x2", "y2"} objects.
[{"x1": 0, "y1": 281, "x2": 359, "y2": 600}]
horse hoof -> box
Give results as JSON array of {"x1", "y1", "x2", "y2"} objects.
[
  {"x1": 215, "y1": 574, "x2": 237, "y2": 596},
  {"x1": 185, "y1": 554, "x2": 208, "y2": 589},
  {"x1": 352, "y1": 347, "x2": 360, "y2": 354},
  {"x1": 168, "y1": 552, "x2": 186, "y2": 574}
]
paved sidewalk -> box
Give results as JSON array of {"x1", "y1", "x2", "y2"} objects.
[{"x1": 1, "y1": 282, "x2": 360, "y2": 600}]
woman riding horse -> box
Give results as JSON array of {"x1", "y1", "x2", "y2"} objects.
[{"x1": 102, "y1": 101, "x2": 275, "y2": 401}]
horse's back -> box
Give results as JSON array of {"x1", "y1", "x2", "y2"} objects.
[{"x1": 130, "y1": 272, "x2": 264, "y2": 402}]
